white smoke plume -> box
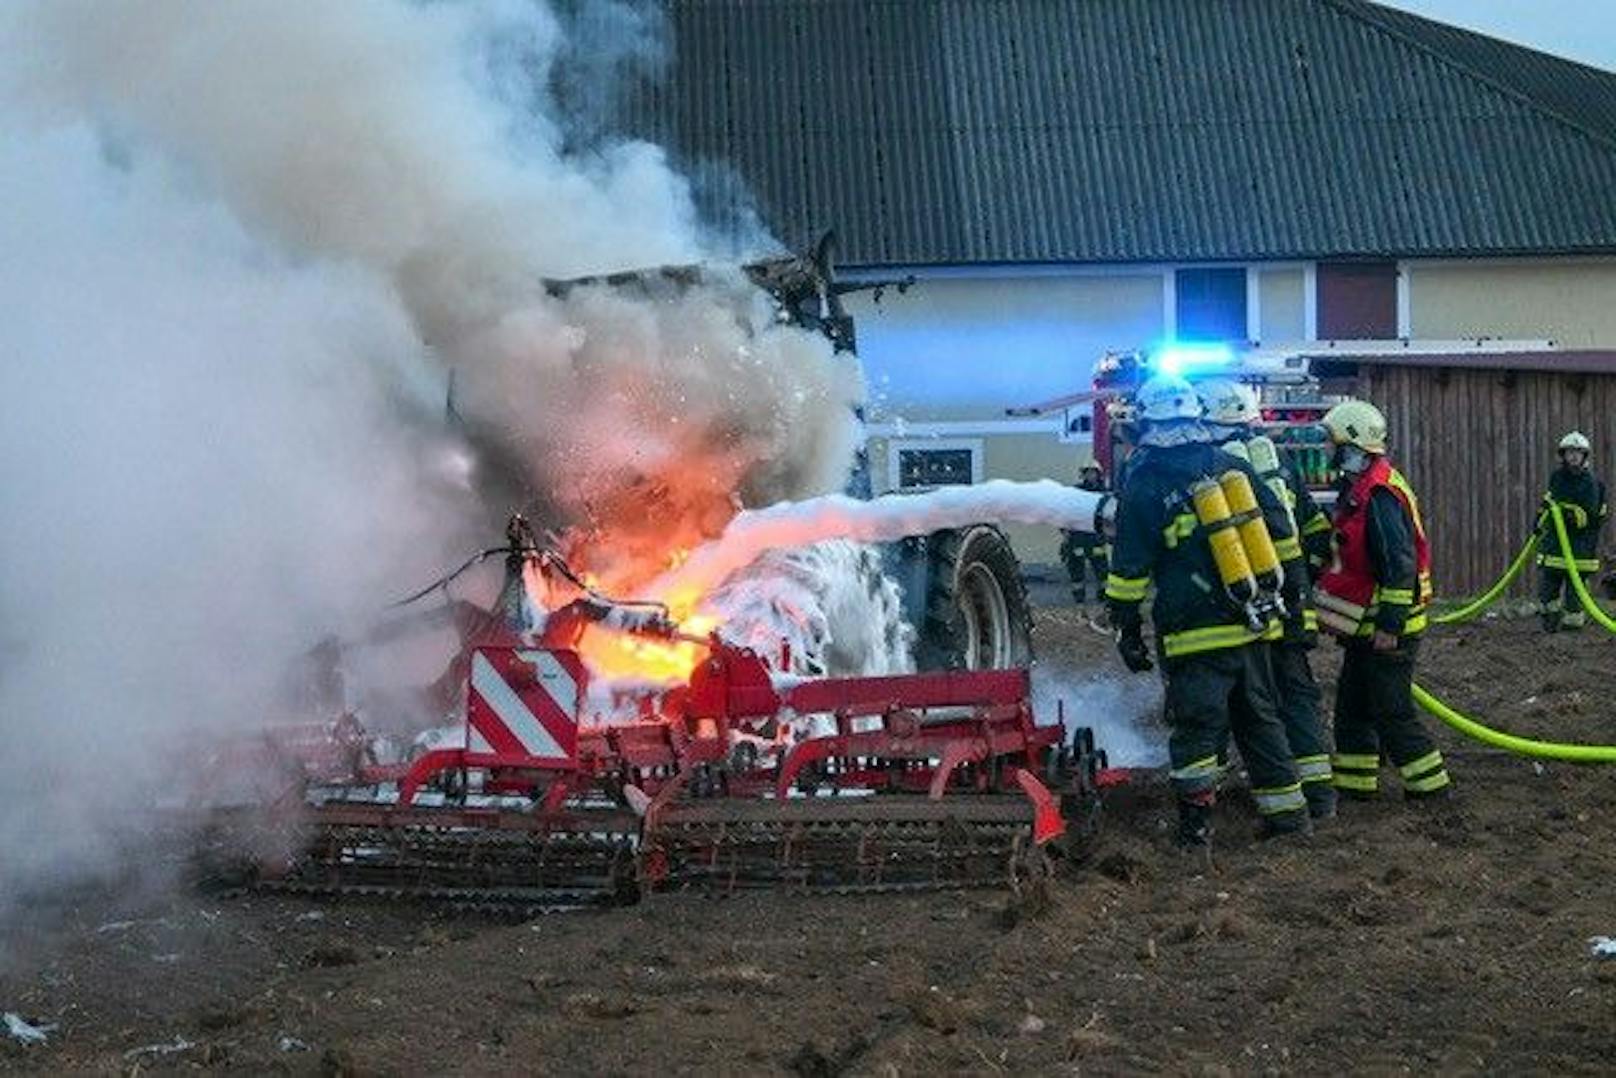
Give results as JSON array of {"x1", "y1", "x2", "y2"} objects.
[
  {"x1": 1030, "y1": 670, "x2": 1168, "y2": 769},
  {"x1": 0, "y1": 0, "x2": 865, "y2": 923}
]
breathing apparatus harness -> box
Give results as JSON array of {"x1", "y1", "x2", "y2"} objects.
[{"x1": 1182, "y1": 466, "x2": 1288, "y2": 633}]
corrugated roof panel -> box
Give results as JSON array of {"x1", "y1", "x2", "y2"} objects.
[{"x1": 613, "y1": 0, "x2": 1616, "y2": 265}]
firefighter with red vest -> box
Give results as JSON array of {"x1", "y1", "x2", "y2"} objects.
[
  {"x1": 1315, "y1": 400, "x2": 1451, "y2": 800},
  {"x1": 1536, "y1": 431, "x2": 1607, "y2": 632},
  {"x1": 1106, "y1": 374, "x2": 1308, "y2": 846}
]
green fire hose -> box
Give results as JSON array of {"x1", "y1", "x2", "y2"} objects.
[
  {"x1": 1545, "y1": 501, "x2": 1616, "y2": 634},
  {"x1": 1411, "y1": 501, "x2": 1616, "y2": 760},
  {"x1": 1429, "y1": 532, "x2": 1538, "y2": 625}
]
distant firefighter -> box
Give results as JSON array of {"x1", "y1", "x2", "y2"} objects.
[
  {"x1": 1058, "y1": 461, "x2": 1109, "y2": 616},
  {"x1": 1536, "y1": 431, "x2": 1608, "y2": 632}
]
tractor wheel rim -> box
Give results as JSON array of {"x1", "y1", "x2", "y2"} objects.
[{"x1": 959, "y1": 562, "x2": 1011, "y2": 669}]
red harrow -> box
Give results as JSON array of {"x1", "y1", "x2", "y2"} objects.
[{"x1": 191, "y1": 530, "x2": 1112, "y2": 912}]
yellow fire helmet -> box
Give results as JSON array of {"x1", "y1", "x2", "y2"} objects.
[{"x1": 1321, "y1": 399, "x2": 1388, "y2": 454}]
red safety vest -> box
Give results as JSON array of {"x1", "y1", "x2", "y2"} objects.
[{"x1": 1315, "y1": 457, "x2": 1433, "y2": 637}]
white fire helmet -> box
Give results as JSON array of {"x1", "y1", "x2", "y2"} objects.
[
  {"x1": 1559, "y1": 431, "x2": 1592, "y2": 455},
  {"x1": 1135, "y1": 374, "x2": 1202, "y2": 423},
  {"x1": 1198, "y1": 378, "x2": 1261, "y2": 427}
]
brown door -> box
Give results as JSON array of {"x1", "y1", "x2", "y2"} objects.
[{"x1": 1317, "y1": 262, "x2": 1397, "y2": 340}]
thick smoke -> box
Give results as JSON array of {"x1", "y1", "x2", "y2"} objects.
[
  {"x1": 0, "y1": 0, "x2": 864, "y2": 921},
  {"x1": 1030, "y1": 670, "x2": 1168, "y2": 769}
]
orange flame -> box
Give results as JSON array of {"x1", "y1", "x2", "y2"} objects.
[{"x1": 575, "y1": 612, "x2": 718, "y2": 685}]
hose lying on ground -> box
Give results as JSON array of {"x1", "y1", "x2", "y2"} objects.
[
  {"x1": 1430, "y1": 532, "x2": 1538, "y2": 625},
  {"x1": 1412, "y1": 683, "x2": 1616, "y2": 763},
  {"x1": 1411, "y1": 502, "x2": 1616, "y2": 759}
]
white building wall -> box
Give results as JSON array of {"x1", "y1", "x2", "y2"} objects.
[{"x1": 843, "y1": 271, "x2": 1165, "y2": 420}]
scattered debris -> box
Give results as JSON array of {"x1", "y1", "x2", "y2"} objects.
[
  {"x1": 1018, "y1": 1012, "x2": 1047, "y2": 1036},
  {"x1": 1587, "y1": 936, "x2": 1616, "y2": 958},
  {"x1": 278, "y1": 1035, "x2": 311, "y2": 1053},
  {"x1": 296, "y1": 911, "x2": 326, "y2": 922},
  {"x1": 123, "y1": 1036, "x2": 195, "y2": 1061},
  {"x1": 95, "y1": 920, "x2": 139, "y2": 935},
  {"x1": 3, "y1": 1013, "x2": 55, "y2": 1046}
]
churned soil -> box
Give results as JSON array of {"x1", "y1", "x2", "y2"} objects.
[{"x1": 5, "y1": 605, "x2": 1616, "y2": 1075}]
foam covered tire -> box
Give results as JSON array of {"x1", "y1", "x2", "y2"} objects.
[{"x1": 913, "y1": 525, "x2": 1034, "y2": 671}]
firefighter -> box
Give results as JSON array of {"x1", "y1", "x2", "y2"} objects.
[
  {"x1": 1536, "y1": 431, "x2": 1608, "y2": 632},
  {"x1": 1316, "y1": 400, "x2": 1451, "y2": 801},
  {"x1": 1199, "y1": 379, "x2": 1336, "y2": 820},
  {"x1": 1105, "y1": 374, "x2": 1308, "y2": 846},
  {"x1": 1059, "y1": 461, "x2": 1110, "y2": 617}
]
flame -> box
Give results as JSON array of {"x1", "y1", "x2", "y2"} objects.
[{"x1": 575, "y1": 612, "x2": 718, "y2": 686}]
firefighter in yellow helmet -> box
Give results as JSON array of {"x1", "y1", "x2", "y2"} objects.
[
  {"x1": 1200, "y1": 378, "x2": 1335, "y2": 820},
  {"x1": 1536, "y1": 431, "x2": 1608, "y2": 631},
  {"x1": 1105, "y1": 374, "x2": 1308, "y2": 846},
  {"x1": 1316, "y1": 400, "x2": 1451, "y2": 801}
]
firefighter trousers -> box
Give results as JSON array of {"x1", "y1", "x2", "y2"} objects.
[
  {"x1": 1538, "y1": 569, "x2": 1588, "y2": 629},
  {"x1": 1060, "y1": 533, "x2": 1108, "y2": 605},
  {"x1": 1163, "y1": 644, "x2": 1305, "y2": 822},
  {"x1": 1331, "y1": 637, "x2": 1451, "y2": 798},
  {"x1": 1269, "y1": 642, "x2": 1335, "y2": 813}
]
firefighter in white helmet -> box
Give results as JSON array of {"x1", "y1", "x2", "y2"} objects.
[
  {"x1": 1200, "y1": 378, "x2": 1336, "y2": 820},
  {"x1": 1536, "y1": 431, "x2": 1608, "y2": 631},
  {"x1": 1316, "y1": 400, "x2": 1450, "y2": 802},
  {"x1": 1105, "y1": 374, "x2": 1308, "y2": 846}
]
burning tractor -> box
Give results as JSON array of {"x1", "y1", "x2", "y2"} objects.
[{"x1": 178, "y1": 239, "x2": 1091, "y2": 910}]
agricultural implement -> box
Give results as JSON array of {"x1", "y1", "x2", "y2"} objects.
[{"x1": 190, "y1": 520, "x2": 1112, "y2": 913}]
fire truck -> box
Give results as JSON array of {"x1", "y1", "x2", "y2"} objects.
[{"x1": 1039, "y1": 343, "x2": 1346, "y2": 501}]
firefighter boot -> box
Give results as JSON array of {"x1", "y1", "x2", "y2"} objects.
[
  {"x1": 1175, "y1": 798, "x2": 1213, "y2": 848},
  {"x1": 1541, "y1": 602, "x2": 1562, "y2": 633},
  {"x1": 1305, "y1": 784, "x2": 1338, "y2": 822},
  {"x1": 1255, "y1": 808, "x2": 1311, "y2": 841},
  {"x1": 1562, "y1": 609, "x2": 1588, "y2": 631}
]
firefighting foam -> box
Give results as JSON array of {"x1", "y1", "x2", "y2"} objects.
[{"x1": 647, "y1": 481, "x2": 1107, "y2": 608}]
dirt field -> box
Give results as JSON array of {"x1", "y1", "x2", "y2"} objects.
[{"x1": 5, "y1": 603, "x2": 1616, "y2": 1075}]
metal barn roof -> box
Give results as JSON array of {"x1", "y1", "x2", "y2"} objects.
[{"x1": 613, "y1": 0, "x2": 1616, "y2": 267}]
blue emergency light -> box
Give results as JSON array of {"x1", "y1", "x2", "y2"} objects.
[{"x1": 1152, "y1": 342, "x2": 1236, "y2": 376}]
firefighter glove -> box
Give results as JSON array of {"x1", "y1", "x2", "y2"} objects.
[{"x1": 1116, "y1": 626, "x2": 1154, "y2": 673}]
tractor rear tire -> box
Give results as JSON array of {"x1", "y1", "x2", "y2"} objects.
[{"x1": 912, "y1": 525, "x2": 1034, "y2": 671}]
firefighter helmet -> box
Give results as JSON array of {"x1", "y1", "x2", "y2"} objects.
[
  {"x1": 1136, "y1": 374, "x2": 1202, "y2": 423},
  {"x1": 1199, "y1": 378, "x2": 1261, "y2": 426},
  {"x1": 1321, "y1": 400, "x2": 1388, "y2": 454},
  {"x1": 1560, "y1": 431, "x2": 1592, "y2": 454}
]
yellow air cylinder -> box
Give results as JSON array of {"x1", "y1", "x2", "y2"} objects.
[
  {"x1": 1219, "y1": 469, "x2": 1282, "y2": 585},
  {"x1": 1190, "y1": 478, "x2": 1256, "y2": 601},
  {"x1": 1245, "y1": 436, "x2": 1296, "y2": 529}
]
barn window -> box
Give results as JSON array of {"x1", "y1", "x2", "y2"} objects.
[
  {"x1": 1175, "y1": 268, "x2": 1248, "y2": 341},
  {"x1": 1317, "y1": 262, "x2": 1397, "y2": 339},
  {"x1": 889, "y1": 439, "x2": 983, "y2": 490}
]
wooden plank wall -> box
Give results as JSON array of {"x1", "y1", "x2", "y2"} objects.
[{"x1": 1355, "y1": 365, "x2": 1616, "y2": 597}]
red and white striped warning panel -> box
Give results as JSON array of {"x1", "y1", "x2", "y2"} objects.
[{"x1": 465, "y1": 647, "x2": 581, "y2": 764}]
